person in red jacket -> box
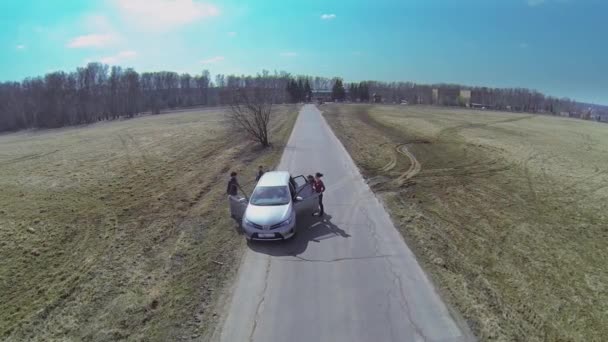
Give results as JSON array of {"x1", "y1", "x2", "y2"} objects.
[{"x1": 313, "y1": 172, "x2": 326, "y2": 216}]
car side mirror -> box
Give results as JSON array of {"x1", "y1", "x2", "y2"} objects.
[{"x1": 295, "y1": 196, "x2": 303, "y2": 202}]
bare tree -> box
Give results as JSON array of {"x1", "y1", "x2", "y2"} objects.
[{"x1": 227, "y1": 77, "x2": 278, "y2": 147}]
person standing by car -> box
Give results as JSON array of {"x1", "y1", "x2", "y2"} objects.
[
  {"x1": 306, "y1": 175, "x2": 315, "y2": 188},
  {"x1": 228, "y1": 171, "x2": 247, "y2": 221},
  {"x1": 313, "y1": 172, "x2": 326, "y2": 216},
  {"x1": 227, "y1": 171, "x2": 239, "y2": 197},
  {"x1": 255, "y1": 165, "x2": 265, "y2": 182}
]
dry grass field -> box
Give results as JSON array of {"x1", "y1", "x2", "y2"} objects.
[
  {"x1": 323, "y1": 104, "x2": 608, "y2": 341},
  {"x1": 0, "y1": 106, "x2": 298, "y2": 341}
]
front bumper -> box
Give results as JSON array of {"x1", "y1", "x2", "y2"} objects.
[{"x1": 242, "y1": 220, "x2": 296, "y2": 241}]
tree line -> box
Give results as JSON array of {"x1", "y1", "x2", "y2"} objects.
[
  {"x1": 0, "y1": 64, "x2": 300, "y2": 132},
  {"x1": 1, "y1": 63, "x2": 604, "y2": 132},
  {"x1": 361, "y1": 81, "x2": 584, "y2": 115},
  {"x1": 286, "y1": 77, "x2": 312, "y2": 103},
  {"x1": 334, "y1": 79, "x2": 605, "y2": 118},
  {"x1": 347, "y1": 82, "x2": 371, "y2": 102}
]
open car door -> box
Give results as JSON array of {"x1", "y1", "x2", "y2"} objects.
[
  {"x1": 292, "y1": 175, "x2": 319, "y2": 214},
  {"x1": 229, "y1": 195, "x2": 247, "y2": 221},
  {"x1": 292, "y1": 175, "x2": 308, "y2": 194}
]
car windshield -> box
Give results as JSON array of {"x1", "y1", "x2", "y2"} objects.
[{"x1": 250, "y1": 186, "x2": 290, "y2": 206}]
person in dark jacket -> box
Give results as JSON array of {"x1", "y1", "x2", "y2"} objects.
[
  {"x1": 307, "y1": 174, "x2": 315, "y2": 185},
  {"x1": 313, "y1": 172, "x2": 326, "y2": 216},
  {"x1": 227, "y1": 172, "x2": 239, "y2": 196},
  {"x1": 255, "y1": 166, "x2": 265, "y2": 182},
  {"x1": 228, "y1": 171, "x2": 247, "y2": 221}
]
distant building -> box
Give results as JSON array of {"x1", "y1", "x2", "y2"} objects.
[
  {"x1": 432, "y1": 88, "x2": 462, "y2": 106},
  {"x1": 312, "y1": 90, "x2": 332, "y2": 103},
  {"x1": 589, "y1": 109, "x2": 602, "y2": 121},
  {"x1": 470, "y1": 89, "x2": 492, "y2": 108},
  {"x1": 312, "y1": 89, "x2": 352, "y2": 103},
  {"x1": 429, "y1": 88, "x2": 471, "y2": 106},
  {"x1": 459, "y1": 90, "x2": 471, "y2": 107}
]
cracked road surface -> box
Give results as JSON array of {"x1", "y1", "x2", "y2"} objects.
[{"x1": 213, "y1": 105, "x2": 473, "y2": 342}]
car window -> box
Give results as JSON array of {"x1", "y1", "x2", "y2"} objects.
[
  {"x1": 292, "y1": 175, "x2": 307, "y2": 189},
  {"x1": 289, "y1": 177, "x2": 297, "y2": 190},
  {"x1": 289, "y1": 184, "x2": 296, "y2": 199},
  {"x1": 250, "y1": 186, "x2": 291, "y2": 206}
]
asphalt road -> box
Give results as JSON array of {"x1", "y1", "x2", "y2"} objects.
[{"x1": 213, "y1": 105, "x2": 473, "y2": 342}]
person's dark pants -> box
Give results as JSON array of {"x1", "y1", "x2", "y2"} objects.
[{"x1": 318, "y1": 194, "x2": 324, "y2": 215}]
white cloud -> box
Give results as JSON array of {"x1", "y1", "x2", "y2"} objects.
[
  {"x1": 321, "y1": 14, "x2": 336, "y2": 20},
  {"x1": 67, "y1": 33, "x2": 117, "y2": 48},
  {"x1": 201, "y1": 56, "x2": 225, "y2": 64},
  {"x1": 113, "y1": 0, "x2": 220, "y2": 31},
  {"x1": 527, "y1": 0, "x2": 545, "y2": 6},
  {"x1": 99, "y1": 50, "x2": 137, "y2": 64},
  {"x1": 16, "y1": 44, "x2": 26, "y2": 50},
  {"x1": 280, "y1": 52, "x2": 297, "y2": 57},
  {"x1": 227, "y1": 31, "x2": 237, "y2": 37}
]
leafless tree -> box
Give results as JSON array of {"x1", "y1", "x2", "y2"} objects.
[{"x1": 227, "y1": 76, "x2": 279, "y2": 147}]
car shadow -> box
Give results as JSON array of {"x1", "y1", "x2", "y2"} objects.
[{"x1": 247, "y1": 213, "x2": 351, "y2": 257}]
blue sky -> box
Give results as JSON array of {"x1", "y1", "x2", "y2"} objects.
[{"x1": 1, "y1": 0, "x2": 607, "y2": 104}]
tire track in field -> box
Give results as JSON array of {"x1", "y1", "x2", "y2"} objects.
[
  {"x1": 380, "y1": 153, "x2": 397, "y2": 172},
  {"x1": 395, "y1": 144, "x2": 422, "y2": 186},
  {"x1": 0, "y1": 150, "x2": 60, "y2": 166},
  {"x1": 522, "y1": 151, "x2": 539, "y2": 204},
  {"x1": 437, "y1": 115, "x2": 535, "y2": 142}
]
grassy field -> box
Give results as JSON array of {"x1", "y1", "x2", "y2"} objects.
[
  {"x1": 323, "y1": 104, "x2": 608, "y2": 341},
  {"x1": 0, "y1": 106, "x2": 298, "y2": 341}
]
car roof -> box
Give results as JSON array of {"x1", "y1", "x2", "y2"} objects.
[{"x1": 257, "y1": 171, "x2": 291, "y2": 187}]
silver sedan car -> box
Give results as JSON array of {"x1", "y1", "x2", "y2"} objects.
[{"x1": 230, "y1": 171, "x2": 319, "y2": 241}]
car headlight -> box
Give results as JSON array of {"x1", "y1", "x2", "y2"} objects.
[
  {"x1": 269, "y1": 219, "x2": 290, "y2": 230},
  {"x1": 277, "y1": 217, "x2": 292, "y2": 227}
]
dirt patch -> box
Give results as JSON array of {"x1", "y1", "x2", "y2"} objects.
[
  {"x1": 0, "y1": 106, "x2": 299, "y2": 341},
  {"x1": 323, "y1": 104, "x2": 608, "y2": 342}
]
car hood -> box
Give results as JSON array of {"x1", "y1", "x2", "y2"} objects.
[{"x1": 245, "y1": 204, "x2": 291, "y2": 226}]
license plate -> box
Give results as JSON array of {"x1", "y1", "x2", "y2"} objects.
[{"x1": 258, "y1": 233, "x2": 275, "y2": 238}]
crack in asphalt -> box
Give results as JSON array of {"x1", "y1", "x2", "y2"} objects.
[
  {"x1": 332, "y1": 151, "x2": 430, "y2": 341},
  {"x1": 249, "y1": 256, "x2": 272, "y2": 342},
  {"x1": 362, "y1": 203, "x2": 428, "y2": 341},
  {"x1": 361, "y1": 206, "x2": 383, "y2": 266},
  {"x1": 360, "y1": 205, "x2": 424, "y2": 341},
  {"x1": 387, "y1": 259, "x2": 428, "y2": 342},
  {"x1": 385, "y1": 287, "x2": 399, "y2": 342}
]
